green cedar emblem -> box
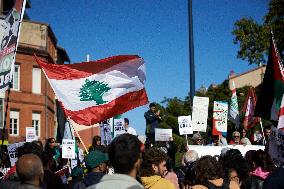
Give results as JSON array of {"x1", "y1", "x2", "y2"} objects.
[{"x1": 79, "y1": 79, "x2": 111, "y2": 105}]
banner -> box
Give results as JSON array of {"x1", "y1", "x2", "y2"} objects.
[
  {"x1": 7, "y1": 142, "x2": 25, "y2": 166},
  {"x1": 0, "y1": 0, "x2": 26, "y2": 92},
  {"x1": 192, "y1": 96, "x2": 209, "y2": 132},
  {"x1": 113, "y1": 118, "x2": 126, "y2": 137},
  {"x1": 25, "y1": 127, "x2": 36, "y2": 142},
  {"x1": 213, "y1": 101, "x2": 228, "y2": 133},
  {"x1": 155, "y1": 128, "x2": 172, "y2": 141},
  {"x1": 100, "y1": 120, "x2": 112, "y2": 145},
  {"x1": 62, "y1": 139, "x2": 75, "y2": 159},
  {"x1": 269, "y1": 127, "x2": 284, "y2": 166},
  {"x1": 178, "y1": 116, "x2": 193, "y2": 135}
]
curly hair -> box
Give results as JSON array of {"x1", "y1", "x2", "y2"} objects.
[
  {"x1": 219, "y1": 149, "x2": 249, "y2": 182},
  {"x1": 17, "y1": 142, "x2": 43, "y2": 158},
  {"x1": 193, "y1": 155, "x2": 222, "y2": 184},
  {"x1": 252, "y1": 150, "x2": 275, "y2": 172},
  {"x1": 140, "y1": 147, "x2": 168, "y2": 177}
]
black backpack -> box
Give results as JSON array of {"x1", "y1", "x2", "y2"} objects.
[{"x1": 201, "y1": 179, "x2": 230, "y2": 189}]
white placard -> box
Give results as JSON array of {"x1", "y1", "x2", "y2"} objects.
[
  {"x1": 213, "y1": 101, "x2": 228, "y2": 132},
  {"x1": 62, "y1": 139, "x2": 75, "y2": 159},
  {"x1": 114, "y1": 119, "x2": 126, "y2": 137},
  {"x1": 26, "y1": 127, "x2": 36, "y2": 142},
  {"x1": 155, "y1": 128, "x2": 172, "y2": 141},
  {"x1": 187, "y1": 145, "x2": 265, "y2": 157},
  {"x1": 269, "y1": 127, "x2": 284, "y2": 166},
  {"x1": 178, "y1": 116, "x2": 193, "y2": 135},
  {"x1": 192, "y1": 96, "x2": 209, "y2": 132},
  {"x1": 7, "y1": 142, "x2": 25, "y2": 166}
]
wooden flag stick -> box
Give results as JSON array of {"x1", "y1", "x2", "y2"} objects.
[{"x1": 67, "y1": 117, "x2": 89, "y2": 154}]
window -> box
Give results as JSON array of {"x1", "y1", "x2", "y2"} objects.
[
  {"x1": 0, "y1": 98, "x2": 3, "y2": 128},
  {"x1": 32, "y1": 113, "x2": 40, "y2": 137},
  {"x1": 12, "y1": 65, "x2": 20, "y2": 90},
  {"x1": 32, "y1": 68, "x2": 41, "y2": 94},
  {"x1": 10, "y1": 110, "x2": 19, "y2": 136}
]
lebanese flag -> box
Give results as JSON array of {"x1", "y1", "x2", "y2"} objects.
[
  {"x1": 278, "y1": 94, "x2": 284, "y2": 129},
  {"x1": 35, "y1": 55, "x2": 149, "y2": 125},
  {"x1": 242, "y1": 87, "x2": 259, "y2": 130}
]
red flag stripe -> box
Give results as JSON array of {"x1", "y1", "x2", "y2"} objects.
[
  {"x1": 62, "y1": 88, "x2": 148, "y2": 125},
  {"x1": 279, "y1": 107, "x2": 284, "y2": 117},
  {"x1": 35, "y1": 55, "x2": 141, "y2": 80}
]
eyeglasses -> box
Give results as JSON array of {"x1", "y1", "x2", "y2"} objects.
[
  {"x1": 196, "y1": 139, "x2": 202, "y2": 141},
  {"x1": 234, "y1": 136, "x2": 240, "y2": 138}
]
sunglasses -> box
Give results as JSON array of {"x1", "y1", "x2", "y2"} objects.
[{"x1": 234, "y1": 136, "x2": 240, "y2": 138}]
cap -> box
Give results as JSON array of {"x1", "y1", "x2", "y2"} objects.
[{"x1": 85, "y1": 150, "x2": 109, "y2": 169}]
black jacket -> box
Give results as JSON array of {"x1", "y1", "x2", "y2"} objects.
[{"x1": 144, "y1": 110, "x2": 159, "y2": 133}]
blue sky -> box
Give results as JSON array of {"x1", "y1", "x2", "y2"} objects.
[{"x1": 28, "y1": 0, "x2": 269, "y2": 135}]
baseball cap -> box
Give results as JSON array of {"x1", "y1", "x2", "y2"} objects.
[{"x1": 85, "y1": 150, "x2": 109, "y2": 169}]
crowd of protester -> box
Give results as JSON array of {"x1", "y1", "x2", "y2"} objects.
[{"x1": 0, "y1": 130, "x2": 283, "y2": 189}]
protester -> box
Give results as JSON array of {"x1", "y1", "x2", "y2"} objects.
[
  {"x1": 89, "y1": 136, "x2": 106, "y2": 153},
  {"x1": 16, "y1": 154, "x2": 44, "y2": 189},
  {"x1": 44, "y1": 138, "x2": 60, "y2": 161},
  {"x1": 144, "y1": 102, "x2": 162, "y2": 147},
  {"x1": 177, "y1": 150, "x2": 199, "y2": 188},
  {"x1": 140, "y1": 148, "x2": 175, "y2": 189},
  {"x1": 41, "y1": 151, "x2": 66, "y2": 189},
  {"x1": 192, "y1": 133, "x2": 203, "y2": 145},
  {"x1": 156, "y1": 137, "x2": 177, "y2": 169},
  {"x1": 83, "y1": 150, "x2": 109, "y2": 187},
  {"x1": 87, "y1": 134, "x2": 144, "y2": 189},
  {"x1": 190, "y1": 155, "x2": 240, "y2": 189},
  {"x1": 72, "y1": 137, "x2": 84, "y2": 168},
  {"x1": 241, "y1": 137, "x2": 252, "y2": 146},
  {"x1": 263, "y1": 125, "x2": 271, "y2": 152},
  {"x1": 250, "y1": 150, "x2": 275, "y2": 189},
  {"x1": 229, "y1": 131, "x2": 241, "y2": 145},
  {"x1": 124, "y1": 118, "x2": 137, "y2": 135},
  {"x1": 252, "y1": 130, "x2": 263, "y2": 145},
  {"x1": 67, "y1": 166, "x2": 85, "y2": 189}
]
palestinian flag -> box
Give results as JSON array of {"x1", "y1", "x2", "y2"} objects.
[
  {"x1": 35, "y1": 55, "x2": 148, "y2": 125},
  {"x1": 254, "y1": 33, "x2": 284, "y2": 120},
  {"x1": 278, "y1": 94, "x2": 284, "y2": 129},
  {"x1": 243, "y1": 87, "x2": 259, "y2": 130}
]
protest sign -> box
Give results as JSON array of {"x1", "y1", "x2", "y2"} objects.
[
  {"x1": 213, "y1": 101, "x2": 228, "y2": 132},
  {"x1": 155, "y1": 128, "x2": 172, "y2": 141},
  {"x1": 26, "y1": 127, "x2": 36, "y2": 142},
  {"x1": 178, "y1": 116, "x2": 193, "y2": 135},
  {"x1": 192, "y1": 96, "x2": 209, "y2": 132},
  {"x1": 62, "y1": 139, "x2": 75, "y2": 159},
  {"x1": 113, "y1": 118, "x2": 126, "y2": 137},
  {"x1": 7, "y1": 142, "x2": 25, "y2": 166},
  {"x1": 269, "y1": 127, "x2": 284, "y2": 166},
  {"x1": 100, "y1": 121, "x2": 112, "y2": 145}
]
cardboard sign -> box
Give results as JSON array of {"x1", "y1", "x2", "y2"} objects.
[
  {"x1": 155, "y1": 128, "x2": 172, "y2": 141},
  {"x1": 26, "y1": 127, "x2": 37, "y2": 142},
  {"x1": 113, "y1": 119, "x2": 126, "y2": 137},
  {"x1": 62, "y1": 139, "x2": 75, "y2": 159},
  {"x1": 178, "y1": 116, "x2": 193, "y2": 135},
  {"x1": 213, "y1": 101, "x2": 228, "y2": 132},
  {"x1": 7, "y1": 142, "x2": 25, "y2": 166},
  {"x1": 192, "y1": 96, "x2": 209, "y2": 132},
  {"x1": 269, "y1": 127, "x2": 284, "y2": 166}
]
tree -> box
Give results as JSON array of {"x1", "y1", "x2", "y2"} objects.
[
  {"x1": 232, "y1": 0, "x2": 284, "y2": 65},
  {"x1": 79, "y1": 79, "x2": 111, "y2": 105}
]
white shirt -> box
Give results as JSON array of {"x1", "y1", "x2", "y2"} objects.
[{"x1": 125, "y1": 126, "x2": 137, "y2": 136}]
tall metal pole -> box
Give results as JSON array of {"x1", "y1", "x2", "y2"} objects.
[{"x1": 188, "y1": 0, "x2": 195, "y2": 104}]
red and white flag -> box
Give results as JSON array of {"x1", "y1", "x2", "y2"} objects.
[
  {"x1": 278, "y1": 94, "x2": 284, "y2": 129},
  {"x1": 242, "y1": 87, "x2": 259, "y2": 130},
  {"x1": 35, "y1": 55, "x2": 149, "y2": 125}
]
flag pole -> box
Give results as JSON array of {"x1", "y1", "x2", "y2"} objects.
[
  {"x1": 259, "y1": 118, "x2": 266, "y2": 145},
  {"x1": 67, "y1": 117, "x2": 89, "y2": 154}
]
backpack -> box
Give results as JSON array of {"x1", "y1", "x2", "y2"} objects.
[{"x1": 201, "y1": 179, "x2": 230, "y2": 189}]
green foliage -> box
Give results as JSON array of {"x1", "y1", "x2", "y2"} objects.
[
  {"x1": 232, "y1": 0, "x2": 284, "y2": 65},
  {"x1": 79, "y1": 79, "x2": 111, "y2": 105}
]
